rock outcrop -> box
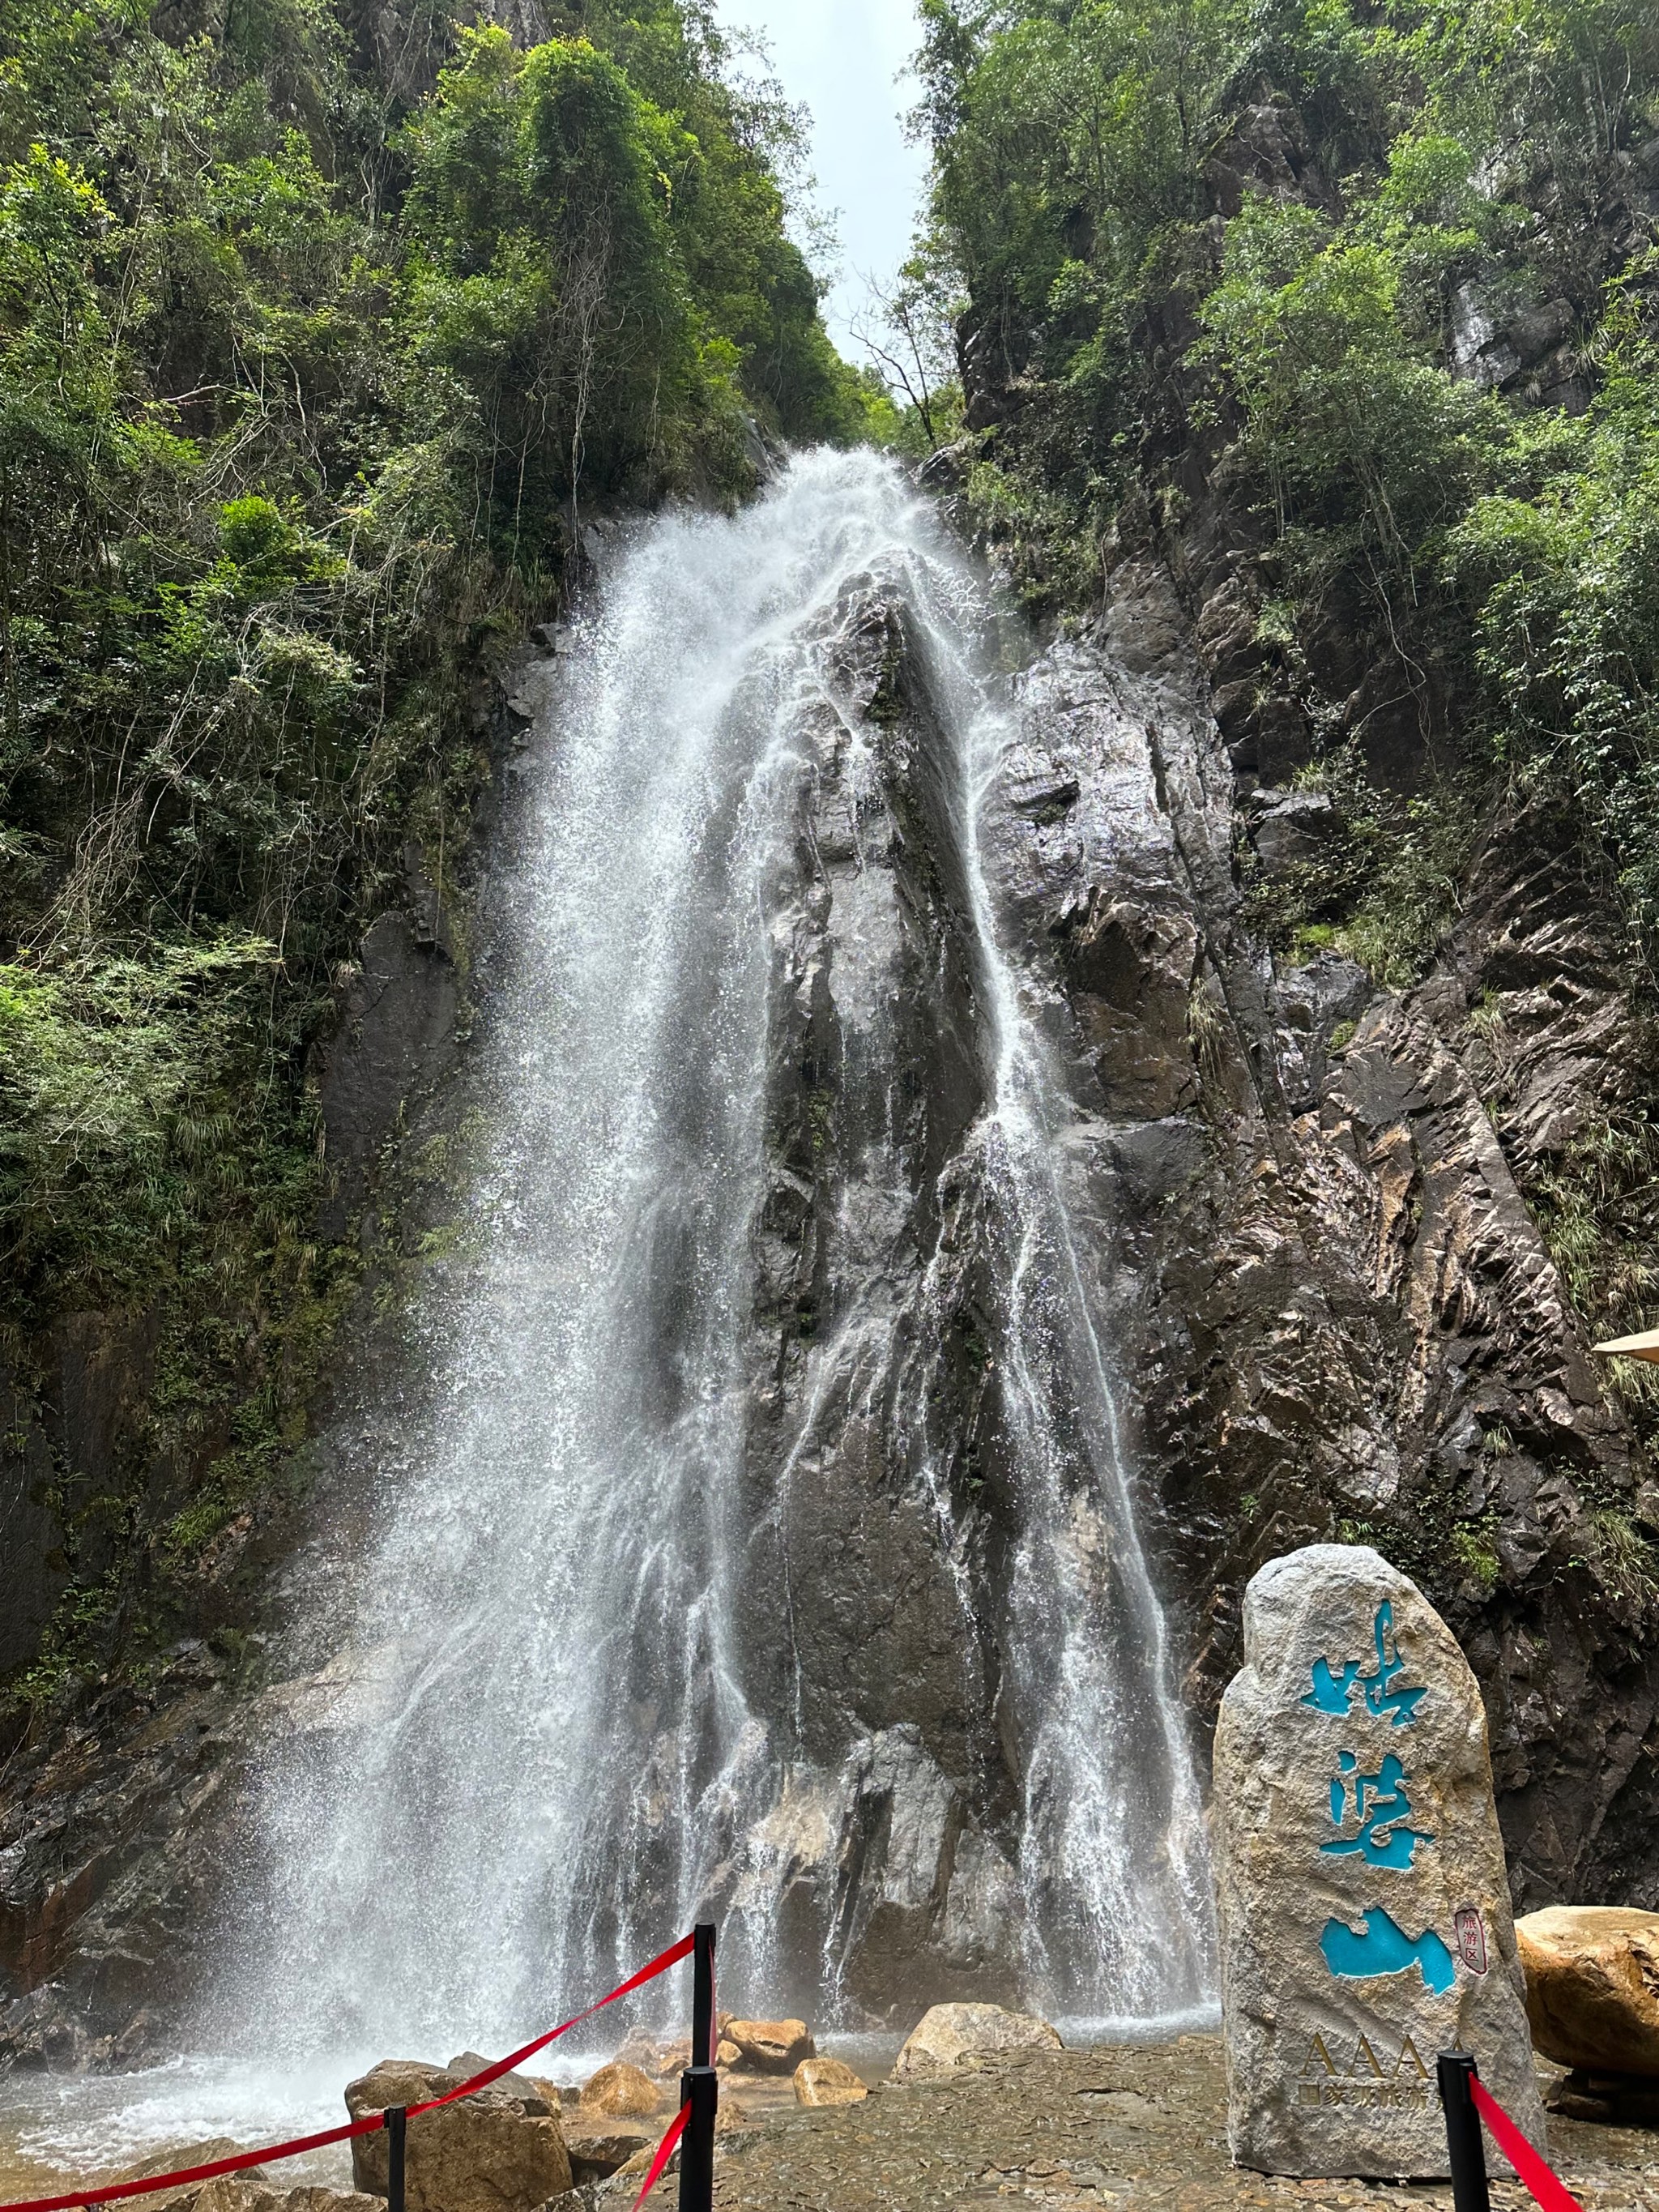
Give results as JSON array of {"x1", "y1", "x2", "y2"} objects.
[{"x1": 1003, "y1": 555, "x2": 1659, "y2": 1909}]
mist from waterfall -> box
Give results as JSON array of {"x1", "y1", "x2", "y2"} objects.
[{"x1": 231, "y1": 447, "x2": 1213, "y2": 2061}]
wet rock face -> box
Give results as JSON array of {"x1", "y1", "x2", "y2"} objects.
[
  {"x1": 995, "y1": 554, "x2": 1659, "y2": 1917},
  {"x1": 718, "y1": 582, "x2": 1027, "y2": 2017},
  {"x1": 316, "y1": 911, "x2": 463, "y2": 1236}
]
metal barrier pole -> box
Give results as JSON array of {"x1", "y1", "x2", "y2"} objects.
[
  {"x1": 679, "y1": 1924, "x2": 718, "y2": 2212},
  {"x1": 1437, "y1": 2052, "x2": 1491, "y2": 2212},
  {"x1": 386, "y1": 2107, "x2": 407, "y2": 2212}
]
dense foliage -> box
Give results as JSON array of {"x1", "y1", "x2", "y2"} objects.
[
  {"x1": 915, "y1": 0, "x2": 1659, "y2": 886},
  {"x1": 0, "y1": 0, "x2": 877, "y2": 1699},
  {"x1": 911, "y1": 0, "x2": 1659, "y2": 1345}
]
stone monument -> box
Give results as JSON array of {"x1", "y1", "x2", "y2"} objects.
[{"x1": 1213, "y1": 1543, "x2": 1546, "y2": 2178}]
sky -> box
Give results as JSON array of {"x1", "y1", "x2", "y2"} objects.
[{"x1": 711, "y1": 0, "x2": 931, "y2": 354}]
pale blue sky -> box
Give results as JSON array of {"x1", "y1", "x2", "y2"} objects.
[{"x1": 713, "y1": 0, "x2": 930, "y2": 351}]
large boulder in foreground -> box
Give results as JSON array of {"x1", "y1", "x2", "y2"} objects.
[
  {"x1": 892, "y1": 2003, "x2": 1061, "y2": 2081},
  {"x1": 1213, "y1": 1546, "x2": 1544, "y2": 2180},
  {"x1": 345, "y1": 2060, "x2": 571, "y2": 2212},
  {"x1": 1516, "y1": 1906, "x2": 1659, "y2": 2077}
]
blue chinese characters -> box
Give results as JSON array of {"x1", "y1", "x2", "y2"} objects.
[
  {"x1": 1320, "y1": 1909, "x2": 1457, "y2": 1996},
  {"x1": 1320, "y1": 1752, "x2": 1432, "y2": 1871},
  {"x1": 1303, "y1": 1600, "x2": 1427, "y2": 1727},
  {"x1": 1305, "y1": 1599, "x2": 1452, "y2": 1996}
]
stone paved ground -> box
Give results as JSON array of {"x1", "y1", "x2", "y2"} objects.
[{"x1": 709, "y1": 2039, "x2": 1659, "y2": 2212}]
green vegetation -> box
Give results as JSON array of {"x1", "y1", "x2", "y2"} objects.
[
  {"x1": 0, "y1": 0, "x2": 879, "y2": 1706},
  {"x1": 912, "y1": 0, "x2": 1659, "y2": 973}
]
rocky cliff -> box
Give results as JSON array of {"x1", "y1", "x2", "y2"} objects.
[{"x1": 5, "y1": 459, "x2": 1657, "y2": 2065}]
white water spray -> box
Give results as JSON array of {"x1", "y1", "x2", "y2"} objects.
[{"x1": 234, "y1": 448, "x2": 1212, "y2": 2059}]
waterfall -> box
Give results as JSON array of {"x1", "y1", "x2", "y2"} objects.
[{"x1": 236, "y1": 448, "x2": 1213, "y2": 2060}]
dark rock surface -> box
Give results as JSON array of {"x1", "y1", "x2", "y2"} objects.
[
  {"x1": 315, "y1": 910, "x2": 463, "y2": 1237},
  {"x1": 1013, "y1": 555, "x2": 1659, "y2": 1910},
  {"x1": 0, "y1": 1312, "x2": 164, "y2": 1679}
]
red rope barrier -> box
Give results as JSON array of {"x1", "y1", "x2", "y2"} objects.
[
  {"x1": 0, "y1": 1932, "x2": 697, "y2": 2212},
  {"x1": 1469, "y1": 2079, "x2": 1583, "y2": 2212},
  {"x1": 627, "y1": 2103, "x2": 689, "y2": 2212},
  {"x1": 408, "y1": 1934, "x2": 695, "y2": 2115}
]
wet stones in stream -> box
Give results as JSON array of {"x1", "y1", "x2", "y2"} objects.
[{"x1": 705, "y1": 2039, "x2": 1659, "y2": 2211}]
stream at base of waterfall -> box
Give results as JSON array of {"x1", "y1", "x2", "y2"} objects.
[{"x1": 101, "y1": 450, "x2": 1212, "y2": 2118}]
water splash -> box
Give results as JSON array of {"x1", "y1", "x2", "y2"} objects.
[{"x1": 235, "y1": 447, "x2": 1212, "y2": 2059}]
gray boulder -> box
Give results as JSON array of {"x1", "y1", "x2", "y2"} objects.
[
  {"x1": 1213, "y1": 1545, "x2": 1544, "y2": 2179},
  {"x1": 892, "y1": 2002, "x2": 1061, "y2": 2080}
]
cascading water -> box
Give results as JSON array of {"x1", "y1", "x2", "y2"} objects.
[{"x1": 234, "y1": 447, "x2": 1213, "y2": 2061}]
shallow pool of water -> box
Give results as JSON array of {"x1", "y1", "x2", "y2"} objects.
[{"x1": 0, "y1": 2041, "x2": 605, "y2": 2207}]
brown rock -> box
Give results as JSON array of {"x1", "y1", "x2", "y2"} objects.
[
  {"x1": 559, "y1": 2118, "x2": 655, "y2": 2182},
  {"x1": 1516, "y1": 1906, "x2": 1659, "y2": 2076},
  {"x1": 1543, "y1": 2067, "x2": 1659, "y2": 2128},
  {"x1": 723, "y1": 2018, "x2": 814, "y2": 2073},
  {"x1": 610, "y1": 2028, "x2": 660, "y2": 2073},
  {"x1": 114, "y1": 2143, "x2": 264, "y2": 2184},
  {"x1": 147, "y1": 2186, "x2": 383, "y2": 2212},
  {"x1": 715, "y1": 2039, "x2": 741, "y2": 2069},
  {"x1": 892, "y1": 2003, "x2": 1061, "y2": 2080},
  {"x1": 345, "y1": 2058, "x2": 571, "y2": 2212},
  {"x1": 521, "y1": 2077, "x2": 578, "y2": 2112},
  {"x1": 169, "y1": 2185, "x2": 275, "y2": 2212},
  {"x1": 612, "y1": 2029, "x2": 693, "y2": 2081},
  {"x1": 278, "y1": 2194, "x2": 386, "y2": 2212},
  {"x1": 792, "y1": 2057, "x2": 868, "y2": 2108},
  {"x1": 445, "y1": 2057, "x2": 548, "y2": 2102},
  {"x1": 578, "y1": 2060, "x2": 663, "y2": 2117},
  {"x1": 109, "y1": 2145, "x2": 280, "y2": 2212}
]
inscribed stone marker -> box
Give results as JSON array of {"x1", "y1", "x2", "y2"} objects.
[{"x1": 1212, "y1": 1543, "x2": 1546, "y2": 2178}]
